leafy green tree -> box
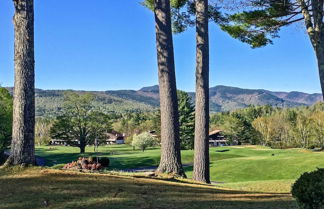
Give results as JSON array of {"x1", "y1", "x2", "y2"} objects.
[
  {"x1": 222, "y1": 114, "x2": 245, "y2": 143},
  {"x1": 112, "y1": 111, "x2": 161, "y2": 143},
  {"x1": 311, "y1": 112, "x2": 324, "y2": 148},
  {"x1": 294, "y1": 111, "x2": 313, "y2": 148},
  {"x1": 221, "y1": 0, "x2": 324, "y2": 98},
  {"x1": 150, "y1": 110, "x2": 161, "y2": 140},
  {"x1": 252, "y1": 116, "x2": 272, "y2": 146},
  {"x1": 210, "y1": 106, "x2": 271, "y2": 145},
  {"x1": 0, "y1": 88, "x2": 13, "y2": 154},
  {"x1": 132, "y1": 132, "x2": 158, "y2": 152},
  {"x1": 177, "y1": 91, "x2": 195, "y2": 150},
  {"x1": 50, "y1": 92, "x2": 111, "y2": 153},
  {"x1": 211, "y1": 103, "x2": 324, "y2": 149}
]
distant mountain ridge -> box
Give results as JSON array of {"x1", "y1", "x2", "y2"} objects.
[
  {"x1": 5, "y1": 85, "x2": 322, "y2": 117},
  {"x1": 139, "y1": 85, "x2": 322, "y2": 112}
]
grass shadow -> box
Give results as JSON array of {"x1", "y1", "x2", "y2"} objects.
[{"x1": 0, "y1": 168, "x2": 297, "y2": 209}]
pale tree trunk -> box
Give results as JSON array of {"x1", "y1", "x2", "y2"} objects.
[
  {"x1": 316, "y1": 35, "x2": 324, "y2": 99},
  {"x1": 299, "y1": 0, "x2": 324, "y2": 99},
  {"x1": 193, "y1": 0, "x2": 210, "y2": 183},
  {"x1": 6, "y1": 0, "x2": 35, "y2": 166},
  {"x1": 154, "y1": 0, "x2": 185, "y2": 177}
]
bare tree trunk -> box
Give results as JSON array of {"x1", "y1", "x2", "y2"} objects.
[
  {"x1": 154, "y1": 0, "x2": 185, "y2": 177},
  {"x1": 193, "y1": 0, "x2": 210, "y2": 184},
  {"x1": 6, "y1": 0, "x2": 35, "y2": 166},
  {"x1": 316, "y1": 36, "x2": 324, "y2": 100},
  {"x1": 80, "y1": 136, "x2": 86, "y2": 154},
  {"x1": 299, "y1": 0, "x2": 324, "y2": 99}
]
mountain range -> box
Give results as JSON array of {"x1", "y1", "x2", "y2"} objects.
[{"x1": 6, "y1": 85, "x2": 323, "y2": 117}]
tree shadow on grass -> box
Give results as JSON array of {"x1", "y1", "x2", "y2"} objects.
[
  {"x1": 0, "y1": 169, "x2": 297, "y2": 209},
  {"x1": 35, "y1": 147, "x2": 160, "y2": 168},
  {"x1": 35, "y1": 149, "x2": 161, "y2": 170}
]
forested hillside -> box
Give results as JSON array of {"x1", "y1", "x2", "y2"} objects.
[{"x1": 6, "y1": 86, "x2": 322, "y2": 117}]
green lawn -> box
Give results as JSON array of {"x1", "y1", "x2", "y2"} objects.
[
  {"x1": 35, "y1": 145, "x2": 324, "y2": 193},
  {"x1": 0, "y1": 168, "x2": 296, "y2": 209}
]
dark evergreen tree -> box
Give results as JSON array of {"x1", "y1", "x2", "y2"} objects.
[{"x1": 177, "y1": 91, "x2": 195, "y2": 150}]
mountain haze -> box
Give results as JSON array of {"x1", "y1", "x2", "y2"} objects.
[{"x1": 6, "y1": 86, "x2": 323, "y2": 117}]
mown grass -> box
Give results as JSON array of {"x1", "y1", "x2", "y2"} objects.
[
  {"x1": 0, "y1": 167, "x2": 296, "y2": 209},
  {"x1": 35, "y1": 145, "x2": 324, "y2": 193}
]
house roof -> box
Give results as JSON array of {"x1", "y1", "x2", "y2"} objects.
[
  {"x1": 209, "y1": 139, "x2": 227, "y2": 142},
  {"x1": 209, "y1": 129, "x2": 222, "y2": 135},
  {"x1": 106, "y1": 131, "x2": 124, "y2": 139}
]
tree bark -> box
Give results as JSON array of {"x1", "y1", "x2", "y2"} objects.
[
  {"x1": 154, "y1": 0, "x2": 185, "y2": 177},
  {"x1": 299, "y1": 0, "x2": 324, "y2": 98},
  {"x1": 316, "y1": 35, "x2": 324, "y2": 100},
  {"x1": 79, "y1": 136, "x2": 86, "y2": 154},
  {"x1": 193, "y1": 0, "x2": 210, "y2": 184},
  {"x1": 8, "y1": 0, "x2": 35, "y2": 166}
]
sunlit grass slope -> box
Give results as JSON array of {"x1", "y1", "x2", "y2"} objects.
[
  {"x1": 0, "y1": 168, "x2": 296, "y2": 209},
  {"x1": 35, "y1": 145, "x2": 324, "y2": 193}
]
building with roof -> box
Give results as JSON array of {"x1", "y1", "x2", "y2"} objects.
[
  {"x1": 105, "y1": 131, "x2": 125, "y2": 144},
  {"x1": 209, "y1": 130, "x2": 228, "y2": 147}
]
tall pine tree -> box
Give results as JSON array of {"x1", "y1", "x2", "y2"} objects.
[
  {"x1": 177, "y1": 91, "x2": 195, "y2": 150},
  {"x1": 6, "y1": 0, "x2": 36, "y2": 166},
  {"x1": 153, "y1": 0, "x2": 185, "y2": 177}
]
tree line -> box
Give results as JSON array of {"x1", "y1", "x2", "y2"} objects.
[
  {"x1": 33, "y1": 90, "x2": 195, "y2": 152},
  {"x1": 211, "y1": 102, "x2": 324, "y2": 149},
  {"x1": 1, "y1": 0, "x2": 323, "y2": 185}
]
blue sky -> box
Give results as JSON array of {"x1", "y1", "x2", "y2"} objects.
[{"x1": 0, "y1": 0, "x2": 321, "y2": 93}]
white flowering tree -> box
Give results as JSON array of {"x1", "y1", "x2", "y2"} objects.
[{"x1": 132, "y1": 132, "x2": 158, "y2": 152}]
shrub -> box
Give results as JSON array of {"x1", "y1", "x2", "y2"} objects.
[
  {"x1": 0, "y1": 152, "x2": 7, "y2": 165},
  {"x1": 98, "y1": 157, "x2": 110, "y2": 167},
  {"x1": 291, "y1": 168, "x2": 324, "y2": 209},
  {"x1": 131, "y1": 132, "x2": 158, "y2": 152}
]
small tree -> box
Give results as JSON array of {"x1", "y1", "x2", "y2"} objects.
[
  {"x1": 177, "y1": 90, "x2": 195, "y2": 150},
  {"x1": 311, "y1": 112, "x2": 324, "y2": 148},
  {"x1": 132, "y1": 132, "x2": 158, "y2": 152},
  {"x1": 50, "y1": 92, "x2": 111, "y2": 153},
  {"x1": 294, "y1": 112, "x2": 313, "y2": 148}
]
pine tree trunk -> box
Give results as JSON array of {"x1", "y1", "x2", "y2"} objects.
[
  {"x1": 154, "y1": 0, "x2": 185, "y2": 177},
  {"x1": 193, "y1": 0, "x2": 210, "y2": 184},
  {"x1": 7, "y1": 0, "x2": 35, "y2": 166},
  {"x1": 316, "y1": 36, "x2": 324, "y2": 100}
]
